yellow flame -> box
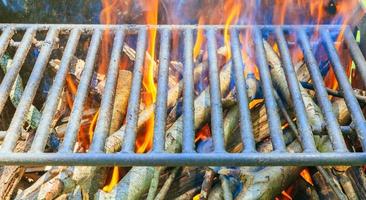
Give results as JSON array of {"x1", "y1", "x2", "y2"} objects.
[
  {"x1": 193, "y1": 17, "x2": 205, "y2": 60},
  {"x1": 102, "y1": 167, "x2": 120, "y2": 192},
  {"x1": 137, "y1": 0, "x2": 159, "y2": 153}
]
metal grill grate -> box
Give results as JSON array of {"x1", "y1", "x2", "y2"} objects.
[{"x1": 0, "y1": 24, "x2": 365, "y2": 166}]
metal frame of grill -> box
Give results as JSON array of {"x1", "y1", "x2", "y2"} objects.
[{"x1": 0, "y1": 24, "x2": 365, "y2": 166}]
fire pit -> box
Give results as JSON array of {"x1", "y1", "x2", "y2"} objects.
[{"x1": 0, "y1": 0, "x2": 366, "y2": 199}]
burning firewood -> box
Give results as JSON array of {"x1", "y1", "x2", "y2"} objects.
[{"x1": 109, "y1": 70, "x2": 132, "y2": 133}]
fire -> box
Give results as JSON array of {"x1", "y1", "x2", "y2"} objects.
[
  {"x1": 223, "y1": 0, "x2": 242, "y2": 61},
  {"x1": 195, "y1": 124, "x2": 211, "y2": 143},
  {"x1": 135, "y1": 0, "x2": 159, "y2": 153},
  {"x1": 65, "y1": 74, "x2": 94, "y2": 150},
  {"x1": 193, "y1": 17, "x2": 205, "y2": 60},
  {"x1": 273, "y1": 0, "x2": 289, "y2": 25},
  {"x1": 239, "y1": 31, "x2": 259, "y2": 79},
  {"x1": 93, "y1": 0, "x2": 363, "y2": 193}
]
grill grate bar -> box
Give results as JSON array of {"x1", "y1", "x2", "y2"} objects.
[
  {"x1": 252, "y1": 27, "x2": 287, "y2": 151},
  {"x1": 0, "y1": 28, "x2": 14, "y2": 60},
  {"x1": 230, "y1": 28, "x2": 256, "y2": 152},
  {"x1": 344, "y1": 27, "x2": 366, "y2": 87},
  {"x1": 31, "y1": 29, "x2": 81, "y2": 152},
  {"x1": 274, "y1": 27, "x2": 317, "y2": 152},
  {"x1": 121, "y1": 28, "x2": 147, "y2": 153},
  {"x1": 182, "y1": 28, "x2": 196, "y2": 153},
  {"x1": 152, "y1": 28, "x2": 171, "y2": 152},
  {"x1": 0, "y1": 28, "x2": 36, "y2": 114},
  {"x1": 321, "y1": 28, "x2": 366, "y2": 150},
  {"x1": 297, "y1": 29, "x2": 348, "y2": 152},
  {"x1": 206, "y1": 28, "x2": 226, "y2": 153},
  {"x1": 90, "y1": 29, "x2": 125, "y2": 152},
  {"x1": 60, "y1": 29, "x2": 102, "y2": 152},
  {"x1": 1, "y1": 28, "x2": 59, "y2": 152}
]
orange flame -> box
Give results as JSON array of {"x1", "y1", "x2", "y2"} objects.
[
  {"x1": 223, "y1": 0, "x2": 242, "y2": 61},
  {"x1": 136, "y1": 0, "x2": 159, "y2": 153},
  {"x1": 273, "y1": 0, "x2": 289, "y2": 25},
  {"x1": 65, "y1": 74, "x2": 93, "y2": 150},
  {"x1": 195, "y1": 124, "x2": 211, "y2": 143},
  {"x1": 300, "y1": 168, "x2": 314, "y2": 186}
]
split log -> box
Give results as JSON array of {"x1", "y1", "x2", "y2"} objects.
[
  {"x1": 154, "y1": 167, "x2": 179, "y2": 200},
  {"x1": 199, "y1": 168, "x2": 216, "y2": 200},
  {"x1": 97, "y1": 62, "x2": 233, "y2": 199},
  {"x1": 109, "y1": 70, "x2": 132, "y2": 133}
]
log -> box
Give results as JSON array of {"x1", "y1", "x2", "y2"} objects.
[
  {"x1": 199, "y1": 169, "x2": 216, "y2": 200},
  {"x1": 146, "y1": 167, "x2": 163, "y2": 200},
  {"x1": 173, "y1": 187, "x2": 201, "y2": 200},
  {"x1": 235, "y1": 138, "x2": 332, "y2": 200},
  {"x1": 109, "y1": 70, "x2": 132, "y2": 133},
  {"x1": 220, "y1": 175, "x2": 234, "y2": 200},
  {"x1": 335, "y1": 171, "x2": 359, "y2": 200},
  {"x1": 97, "y1": 62, "x2": 233, "y2": 199},
  {"x1": 347, "y1": 167, "x2": 366, "y2": 199},
  {"x1": 154, "y1": 167, "x2": 179, "y2": 200},
  {"x1": 165, "y1": 167, "x2": 205, "y2": 199},
  {"x1": 332, "y1": 98, "x2": 352, "y2": 125},
  {"x1": 313, "y1": 171, "x2": 338, "y2": 200}
]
